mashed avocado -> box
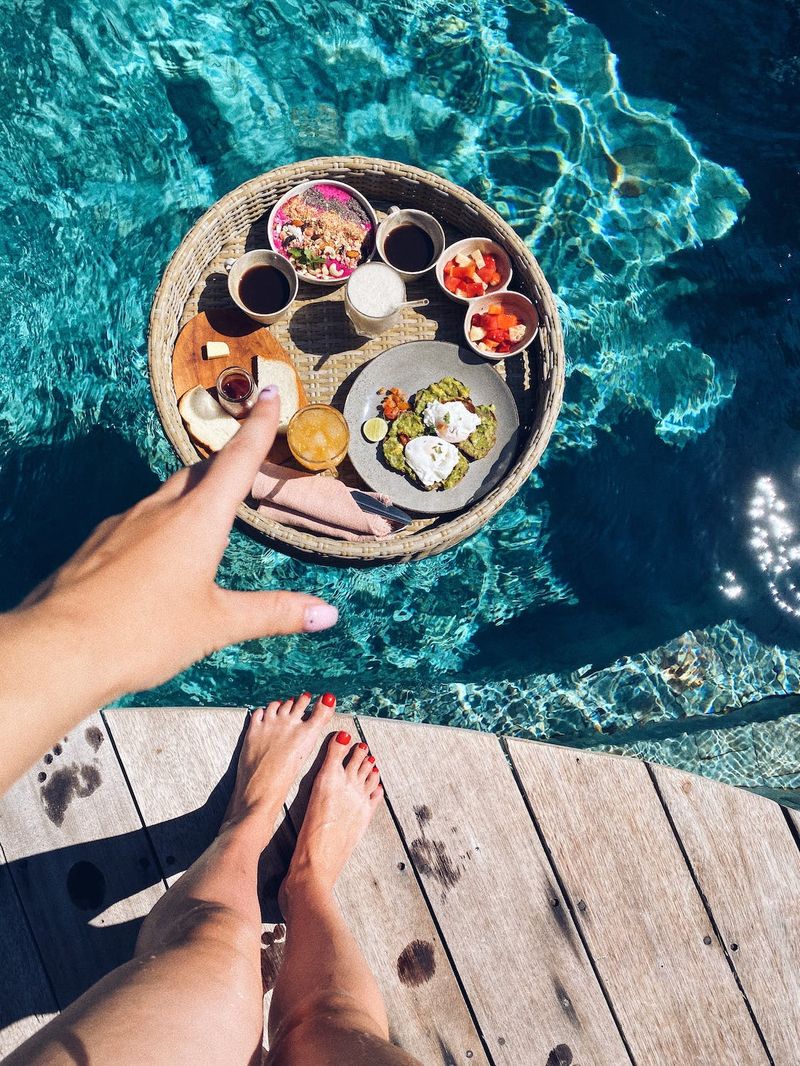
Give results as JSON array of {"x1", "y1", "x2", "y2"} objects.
[
  {"x1": 377, "y1": 378, "x2": 496, "y2": 492},
  {"x1": 381, "y1": 410, "x2": 424, "y2": 475},
  {"x1": 413, "y1": 377, "x2": 469, "y2": 414},
  {"x1": 459, "y1": 404, "x2": 497, "y2": 460}
]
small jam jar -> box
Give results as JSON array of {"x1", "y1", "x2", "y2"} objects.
[{"x1": 216, "y1": 366, "x2": 257, "y2": 418}]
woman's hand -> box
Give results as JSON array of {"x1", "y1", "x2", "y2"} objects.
[{"x1": 0, "y1": 387, "x2": 338, "y2": 790}]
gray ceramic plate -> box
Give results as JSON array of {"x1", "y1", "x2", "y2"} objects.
[{"x1": 343, "y1": 340, "x2": 521, "y2": 515}]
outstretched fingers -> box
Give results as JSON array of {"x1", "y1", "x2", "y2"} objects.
[
  {"x1": 216, "y1": 588, "x2": 339, "y2": 645},
  {"x1": 200, "y1": 387, "x2": 281, "y2": 517}
]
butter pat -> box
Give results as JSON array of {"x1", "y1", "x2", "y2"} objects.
[{"x1": 203, "y1": 341, "x2": 230, "y2": 359}]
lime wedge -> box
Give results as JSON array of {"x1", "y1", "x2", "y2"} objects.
[{"x1": 362, "y1": 417, "x2": 388, "y2": 443}]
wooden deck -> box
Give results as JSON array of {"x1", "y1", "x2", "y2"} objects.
[{"x1": 1, "y1": 708, "x2": 799, "y2": 1064}]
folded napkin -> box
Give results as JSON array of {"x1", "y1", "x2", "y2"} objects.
[{"x1": 250, "y1": 462, "x2": 397, "y2": 541}]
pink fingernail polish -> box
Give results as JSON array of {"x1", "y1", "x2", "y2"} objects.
[
  {"x1": 304, "y1": 604, "x2": 339, "y2": 632},
  {"x1": 259, "y1": 385, "x2": 279, "y2": 401}
]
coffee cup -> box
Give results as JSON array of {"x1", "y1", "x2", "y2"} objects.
[
  {"x1": 376, "y1": 207, "x2": 445, "y2": 281},
  {"x1": 226, "y1": 249, "x2": 298, "y2": 325}
]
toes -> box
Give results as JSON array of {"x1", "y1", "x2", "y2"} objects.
[
  {"x1": 367, "y1": 765, "x2": 381, "y2": 792},
  {"x1": 277, "y1": 698, "x2": 295, "y2": 717},
  {"x1": 324, "y1": 730, "x2": 352, "y2": 767},
  {"x1": 307, "y1": 692, "x2": 336, "y2": 725},
  {"x1": 263, "y1": 701, "x2": 281, "y2": 719},
  {"x1": 369, "y1": 782, "x2": 384, "y2": 803},
  {"x1": 291, "y1": 692, "x2": 312, "y2": 717},
  {"x1": 352, "y1": 744, "x2": 373, "y2": 780},
  {"x1": 249, "y1": 707, "x2": 265, "y2": 724}
]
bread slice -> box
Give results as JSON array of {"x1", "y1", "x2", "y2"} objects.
[
  {"x1": 178, "y1": 386, "x2": 240, "y2": 452},
  {"x1": 255, "y1": 357, "x2": 300, "y2": 432}
]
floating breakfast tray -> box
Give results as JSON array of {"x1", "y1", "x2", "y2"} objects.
[{"x1": 148, "y1": 156, "x2": 565, "y2": 564}]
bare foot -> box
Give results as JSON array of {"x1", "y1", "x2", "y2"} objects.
[
  {"x1": 280, "y1": 731, "x2": 383, "y2": 911},
  {"x1": 223, "y1": 693, "x2": 336, "y2": 829}
]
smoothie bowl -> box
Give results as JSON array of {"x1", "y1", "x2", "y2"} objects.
[{"x1": 268, "y1": 180, "x2": 378, "y2": 285}]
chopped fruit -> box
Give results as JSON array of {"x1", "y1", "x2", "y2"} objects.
[
  {"x1": 471, "y1": 303, "x2": 528, "y2": 355},
  {"x1": 379, "y1": 386, "x2": 410, "y2": 422},
  {"x1": 442, "y1": 247, "x2": 505, "y2": 298},
  {"x1": 363, "y1": 417, "x2": 388, "y2": 442}
]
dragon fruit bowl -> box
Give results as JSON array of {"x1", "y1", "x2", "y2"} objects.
[{"x1": 267, "y1": 179, "x2": 378, "y2": 285}]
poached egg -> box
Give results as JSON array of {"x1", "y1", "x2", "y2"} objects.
[
  {"x1": 422, "y1": 400, "x2": 481, "y2": 444},
  {"x1": 404, "y1": 436, "x2": 460, "y2": 487}
]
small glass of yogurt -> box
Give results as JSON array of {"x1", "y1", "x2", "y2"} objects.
[{"x1": 344, "y1": 262, "x2": 406, "y2": 338}]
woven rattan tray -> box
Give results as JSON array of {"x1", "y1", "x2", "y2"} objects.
[{"x1": 148, "y1": 156, "x2": 564, "y2": 564}]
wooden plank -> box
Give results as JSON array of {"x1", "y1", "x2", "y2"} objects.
[
  {"x1": 359, "y1": 717, "x2": 630, "y2": 1066},
  {"x1": 653, "y1": 763, "x2": 800, "y2": 1064},
  {"x1": 286, "y1": 713, "x2": 491, "y2": 1065},
  {"x1": 0, "y1": 713, "x2": 165, "y2": 1008},
  {"x1": 0, "y1": 857, "x2": 58, "y2": 1056},
  {"x1": 508, "y1": 739, "x2": 770, "y2": 1065}
]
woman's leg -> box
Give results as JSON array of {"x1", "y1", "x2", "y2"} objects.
[
  {"x1": 6, "y1": 694, "x2": 334, "y2": 1066},
  {"x1": 266, "y1": 734, "x2": 422, "y2": 1066}
]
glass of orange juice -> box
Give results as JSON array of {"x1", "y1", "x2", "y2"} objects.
[{"x1": 286, "y1": 404, "x2": 350, "y2": 474}]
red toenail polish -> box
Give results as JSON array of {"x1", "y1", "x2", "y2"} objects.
[
  {"x1": 371, "y1": 766, "x2": 379, "y2": 773},
  {"x1": 322, "y1": 692, "x2": 336, "y2": 707},
  {"x1": 301, "y1": 691, "x2": 311, "y2": 699},
  {"x1": 358, "y1": 742, "x2": 368, "y2": 749},
  {"x1": 336, "y1": 731, "x2": 351, "y2": 745},
  {"x1": 367, "y1": 755, "x2": 375, "y2": 763}
]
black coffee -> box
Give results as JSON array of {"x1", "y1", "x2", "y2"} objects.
[
  {"x1": 383, "y1": 224, "x2": 435, "y2": 273},
  {"x1": 239, "y1": 265, "x2": 291, "y2": 314}
]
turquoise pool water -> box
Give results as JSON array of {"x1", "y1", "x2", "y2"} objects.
[{"x1": 1, "y1": 0, "x2": 798, "y2": 797}]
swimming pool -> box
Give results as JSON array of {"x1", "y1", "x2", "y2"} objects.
[{"x1": 1, "y1": 0, "x2": 798, "y2": 799}]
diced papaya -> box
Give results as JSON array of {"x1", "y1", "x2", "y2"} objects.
[
  {"x1": 481, "y1": 338, "x2": 499, "y2": 349},
  {"x1": 487, "y1": 303, "x2": 503, "y2": 315},
  {"x1": 490, "y1": 271, "x2": 501, "y2": 286},
  {"x1": 497, "y1": 313, "x2": 518, "y2": 330}
]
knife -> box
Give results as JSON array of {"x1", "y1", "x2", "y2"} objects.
[{"x1": 351, "y1": 490, "x2": 413, "y2": 527}]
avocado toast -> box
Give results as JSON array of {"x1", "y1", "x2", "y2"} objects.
[
  {"x1": 382, "y1": 410, "x2": 469, "y2": 491},
  {"x1": 379, "y1": 377, "x2": 496, "y2": 491}
]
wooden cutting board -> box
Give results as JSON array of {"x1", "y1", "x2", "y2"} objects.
[
  {"x1": 172, "y1": 308, "x2": 308, "y2": 404},
  {"x1": 172, "y1": 308, "x2": 307, "y2": 462}
]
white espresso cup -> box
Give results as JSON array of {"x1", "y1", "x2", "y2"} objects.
[
  {"x1": 376, "y1": 206, "x2": 445, "y2": 281},
  {"x1": 225, "y1": 249, "x2": 298, "y2": 325},
  {"x1": 345, "y1": 262, "x2": 406, "y2": 338}
]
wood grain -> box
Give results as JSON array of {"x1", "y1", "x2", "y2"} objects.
[
  {"x1": 508, "y1": 739, "x2": 769, "y2": 1064},
  {"x1": 172, "y1": 309, "x2": 307, "y2": 403},
  {"x1": 653, "y1": 763, "x2": 800, "y2": 1064},
  {"x1": 0, "y1": 714, "x2": 165, "y2": 1008},
  {"x1": 285, "y1": 712, "x2": 492, "y2": 1065},
  {"x1": 359, "y1": 717, "x2": 629, "y2": 1065},
  {"x1": 0, "y1": 858, "x2": 58, "y2": 1056}
]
